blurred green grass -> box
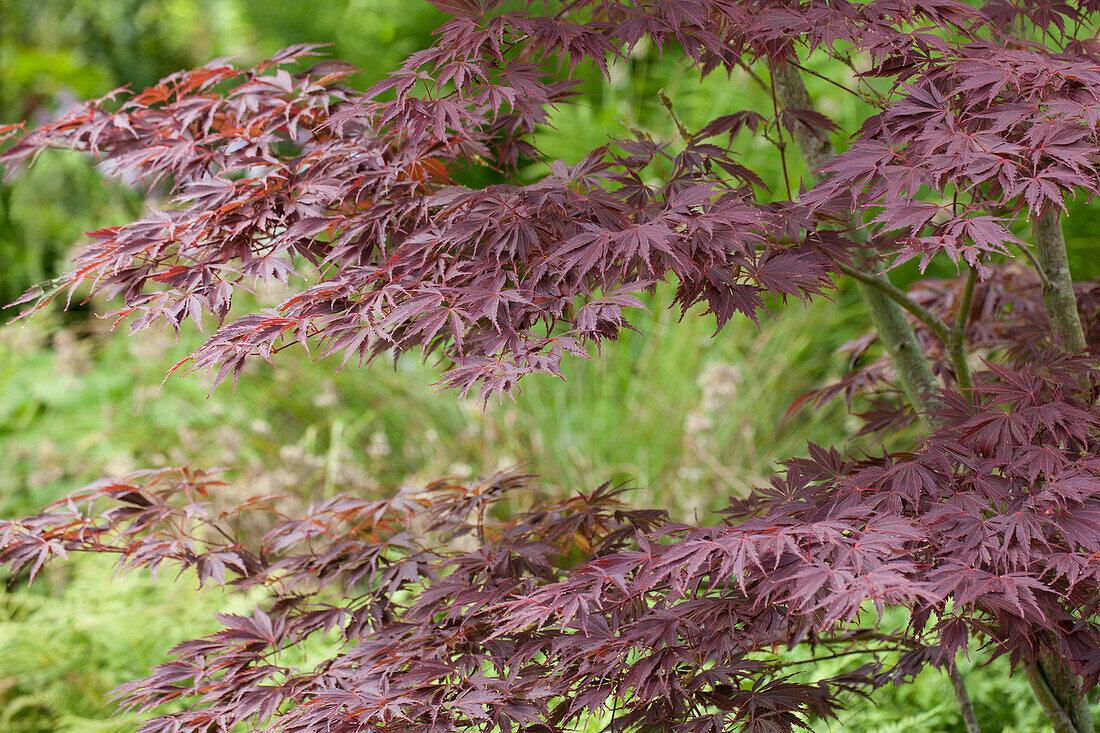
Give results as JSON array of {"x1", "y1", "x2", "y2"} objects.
[
  {"x1": 0, "y1": 555, "x2": 257, "y2": 733},
  {"x1": 0, "y1": 282, "x2": 864, "y2": 520}
]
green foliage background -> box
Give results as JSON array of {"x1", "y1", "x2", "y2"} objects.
[{"x1": 1, "y1": 2, "x2": 1097, "y2": 730}]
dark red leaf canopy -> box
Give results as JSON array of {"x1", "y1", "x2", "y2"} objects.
[
  {"x1": 2, "y1": 1, "x2": 1100, "y2": 731},
  {"x1": 4, "y1": 2, "x2": 1096, "y2": 397}
]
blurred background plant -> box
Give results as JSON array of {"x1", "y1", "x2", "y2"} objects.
[
  {"x1": 0, "y1": 0, "x2": 442, "y2": 306},
  {"x1": 1, "y1": 1, "x2": 1098, "y2": 730}
]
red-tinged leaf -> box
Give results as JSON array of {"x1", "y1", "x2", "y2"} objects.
[{"x1": 425, "y1": 0, "x2": 481, "y2": 16}]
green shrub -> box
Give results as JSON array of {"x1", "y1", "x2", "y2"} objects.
[{"x1": 0, "y1": 555, "x2": 253, "y2": 732}]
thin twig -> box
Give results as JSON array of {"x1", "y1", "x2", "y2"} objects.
[
  {"x1": 834, "y1": 261, "x2": 952, "y2": 344},
  {"x1": 837, "y1": 52, "x2": 887, "y2": 106},
  {"x1": 782, "y1": 646, "x2": 908, "y2": 666},
  {"x1": 657, "y1": 89, "x2": 692, "y2": 142},
  {"x1": 790, "y1": 60, "x2": 866, "y2": 102},
  {"x1": 768, "y1": 75, "x2": 793, "y2": 200},
  {"x1": 736, "y1": 58, "x2": 769, "y2": 92},
  {"x1": 1012, "y1": 240, "x2": 1052, "y2": 288}
]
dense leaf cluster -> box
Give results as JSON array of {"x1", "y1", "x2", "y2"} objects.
[
  {"x1": 1, "y1": 354, "x2": 1095, "y2": 732},
  {"x1": 1, "y1": 40, "x2": 832, "y2": 400},
  {"x1": 1, "y1": 0, "x2": 1099, "y2": 730}
]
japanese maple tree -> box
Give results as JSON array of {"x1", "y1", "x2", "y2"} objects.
[{"x1": 1, "y1": 0, "x2": 1099, "y2": 731}]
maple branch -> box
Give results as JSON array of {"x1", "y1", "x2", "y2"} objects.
[
  {"x1": 768, "y1": 62, "x2": 834, "y2": 175},
  {"x1": 998, "y1": 17, "x2": 1095, "y2": 728},
  {"x1": 1026, "y1": 209, "x2": 1093, "y2": 733},
  {"x1": 789, "y1": 60, "x2": 866, "y2": 103},
  {"x1": 735, "y1": 58, "x2": 769, "y2": 92},
  {"x1": 949, "y1": 266, "x2": 977, "y2": 395},
  {"x1": 767, "y1": 57, "x2": 1060, "y2": 730},
  {"x1": 1012, "y1": 241, "x2": 1052, "y2": 289},
  {"x1": 1033, "y1": 208, "x2": 1087, "y2": 352},
  {"x1": 1029, "y1": 656, "x2": 1094, "y2": 733},
  {"x1": 781, "y1": 646, "x2": 907, "y2": 666},
  {"x1": 768, "y1": 76, "x2": 794, "y2": 200},
  {"x1": 950, "y1": 665, "x2": 983, "y2": 733},
  {"x1": 769, "y1": 60, "x2": 943, "y2": 425},
  {"x1": 834, "y1": 261, "x2": 952, "y2": 344}
]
